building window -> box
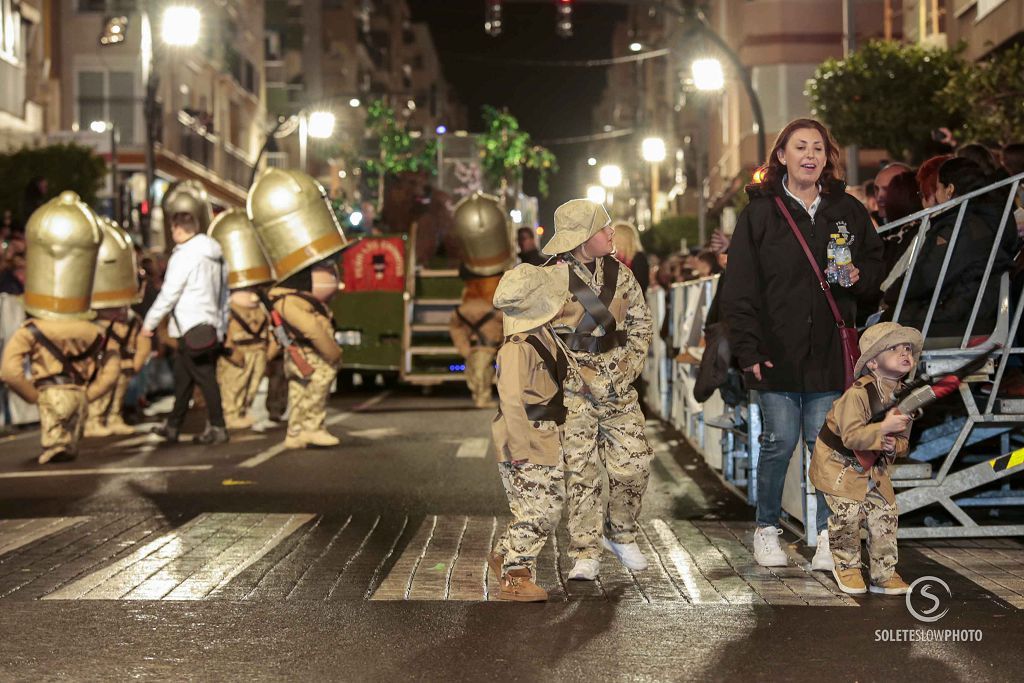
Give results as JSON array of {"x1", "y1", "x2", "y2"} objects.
[
  {"x1": 1, "y1": 0, "x2": 23, "y2": 64},
  {"x1": 77, "y1": 69, "x2": 137, "y2": 143}
]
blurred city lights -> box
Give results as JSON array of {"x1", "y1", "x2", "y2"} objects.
[
  {"x1": 641, "y1": 137, "x2": 666, "y2": 163},
  {"x1": 350, "y1": 211, "x2": 363, "y2": 226},
  {"x1": 692, "y1": 57, "x2": 725, "y2": 91},
  {"x1": 629, "y1": 42, "x2": 642, "y2": 52},
  {"x1": 307, "y1": 111, "x2": 336, "y2": 139},
  {"x1": 349, "y1": 98, "x2": 361, "y2": 108},
  {"x1": 161, "y1": 6, "x2": 201, "y2": 47},
  {"x1": 586, "y1": 185, "x2": 607, "y2": 204},
  {"x1": 599, "y1": 164, "x2": 622, "y2": 188},
  {"x1": 587, "y1": 157, "x2": 597, "y2": 166},
  {"x1": 89, "y1": 120, "x2": 111, "y2": 133}
]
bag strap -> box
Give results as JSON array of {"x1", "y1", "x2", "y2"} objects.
[
  {"x1": 774, "y1": 196, "x2": 848, "y2": 331},
  {"x1": 456, "y1": 307, "x2": 497, "y2": 346},
  {"x1": 569, "y1": 264, "x2": 617, "y2": 336}
]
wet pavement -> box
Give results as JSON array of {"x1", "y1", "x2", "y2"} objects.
[{"x1": 0, "y1": 384, "x2": 1020, "y2": 681}]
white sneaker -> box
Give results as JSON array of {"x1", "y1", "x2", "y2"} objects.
[
  {"x1": 601, "y1": 537, "x2": 649, "y2": 571},
  {"x1": 810, "y1": 529, "x2": 835, "y2": 571},
  {"x1": 753, "y1": 526, "x2": 789, "y2": 567},
  {"x1": 567, "y1": 558, "x2": 600, "y2": 581}
]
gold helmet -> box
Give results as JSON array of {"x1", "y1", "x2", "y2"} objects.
[
  {"x1": 162, "y1": 180, "x2": 212, "y2": 233},
  {"x1": 208, "y1": 208, "x2": 274, "y2": 289},
  {"x1": 24, "y1": 191, "x2": 103, "y2": 320},
  {"x1": 452, "y1": 192, "x2": 514, "y2": 277},
  {"x1": 92, "y1": 217, "x2": 141, "y2": 309},
  {"x1": 246, "y1": 168, "x2": 348, "y2": 282}
]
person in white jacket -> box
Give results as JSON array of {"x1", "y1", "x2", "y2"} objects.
[{"x1": 141, "y1": 182, "x2": 229, "y2": 445}]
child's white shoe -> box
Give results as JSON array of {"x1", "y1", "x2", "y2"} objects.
[
  {"x1": 753, "y1": 526, "x2": 789, "y2": 567},
  {"x1": 811, "y1": 529, "x2": 835, "y2": 571},
  {"x1": 567, "y1": 558, "x2": 600, "y2": 581},
  {"x1": 601, "y1": 537, "x2": 649, "y2": 571}
]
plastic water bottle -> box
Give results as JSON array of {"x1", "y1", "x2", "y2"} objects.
[
  {"x1": 835, "y1": 237, "x2": 853, "y2": 288},
  {"x1": 825, "y1": 234, "x2": 839, "y2": 284}
]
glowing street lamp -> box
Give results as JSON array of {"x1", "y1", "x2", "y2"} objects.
[
  {"x1": 307, "y1": 111, "x2": 336, "y2": 139},
  {"x1": 161, "y1": 6, "x2": 201, "y2": 47},
  {"x1": 629, "y1": 41, "x2": 643, "y2": 52},
  {"x1": 642, "y1": 137, "x2": 666, "y2": 224},
  {"x1": 692, "y1": 57, "x2": 725, "y2": 92},
  {"x1": 599, "y1": 164, "x2": 622, "y2": 189},
  {"x1": 586, "y1": 185, "x2": 607, "y2": 204},
  {"x1": 349, "y1": 97, "x2": 361, "y2": 108}
]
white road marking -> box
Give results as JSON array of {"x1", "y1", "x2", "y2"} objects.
[
  {"x1": 0, "y1": 465, "x2": 212, "y2": 479},
  {"x1": 347, "y1": 427, "x2": 399, "y2": 440},
  {"x1": 455, "y1": 438, "x2": 490, "y2": 459},
  {"x1": 0, "y1": 517, "x2": 90, "y2": 556},
  {"x1": 237, "y1": 391, "x2": 391, "y2": 469}
]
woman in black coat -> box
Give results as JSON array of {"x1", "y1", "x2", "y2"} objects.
[
  {"x1": 720, "y1": 118, "x2": 884, "y2": 569},
  {"x1": 894, "y1": 157, "x2": 1019, "y2": 340}
]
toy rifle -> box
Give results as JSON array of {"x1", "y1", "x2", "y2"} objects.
[
  {"x1": 855, "y1": 344, "x2": 999, "y2": 469},
  {"x1": 256, "y1": 289, "x2": 315, "y2": 379}
]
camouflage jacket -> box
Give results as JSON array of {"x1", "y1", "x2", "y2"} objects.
[{"x1": 550, "y1": 255, "x2": 653, "y2": 401}]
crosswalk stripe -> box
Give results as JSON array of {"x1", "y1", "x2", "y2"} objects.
[
  {"x1": 371, "y1": 516, "x2": 437, "y2": 601},
  {"x1": 0, "y1": 517, "x2": 90, "y2": 557},
  {"x1": 0, "y1": 465, "x2": 212, "y2": 480},
  {"x1": 43, "y1": 513, "x2": 314, "y2": 600}
]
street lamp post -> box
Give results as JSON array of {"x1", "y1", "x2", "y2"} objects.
[
  {"x1": 91, "y1": 121, "x2": 120, "y2": 225},
  {"x1": 641, "y1": 136, "x2": 666, "y2": 225},
  {"x1": 692, "y1": 58, "x2": 724, "y2": 247}
]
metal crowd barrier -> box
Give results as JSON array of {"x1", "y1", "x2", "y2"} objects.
[{"x1": 644, "y1": 170, "x2": 1024, "y2": 541}]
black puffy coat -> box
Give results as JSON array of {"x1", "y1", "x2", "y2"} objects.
[
  {"x1": 720, "y1": 178, "x2": 884, "y2": 393},
  {"x1": 896, "y1": 199, "x2": 1018, "y2": 338}
]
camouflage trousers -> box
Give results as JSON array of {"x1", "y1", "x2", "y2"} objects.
[
  {"x1": 496, "y1": 462, "x2": 565, "y2": 574},
  {"x1": 825, "y1": 488, "x2": 899, "y2": 584},
  {"x1": 86, "y1": 372, "x2": 129, "y2": 429},
  {"x1": 217, "y1": 350, "x2": 268, "y2": 423},
  {"x1": 285, "y1": 351, "x2": 338, "y2": 438},
  {"x1": 465, "y1": 347, "x2": 496, "y2": 407},
  {"x1": 38, "y1": 386, "x2": 88, "y2": 463},
  {"x1": 265, "y1": 355, "x2": 288, "y2": 421},
  {"x1": 562, "y1": 382, "x2": 653, "y2": 560}
]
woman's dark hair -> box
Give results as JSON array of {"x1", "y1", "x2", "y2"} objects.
[
  {"x1": 762, "y1": 118, "x2": 843, "y2": 193},
  {"x1": 955, "y1": 143, "x2": 1000, "y2": 179},
  {"x1": 884, "y1": 171, "x2": 923, "y2": 222},
  {"x1": 696, "y1": 250, "x2": 723, "y2": 275},
  {"x1": 938, "y1": 157, "x2": 989, "y2": 198}
]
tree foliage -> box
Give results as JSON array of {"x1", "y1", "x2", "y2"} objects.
[
  {"x1": 945, "y1": 43, "x2": 1024, "y2": 147},
  {"x1": 361, "y1": 99, "x2": 438, "y2": 180},
  {"x1": 640, "y1": 215, "x2": 702, "y2": 258},
  {"x1": 0, "y1": 143, "x2": 108, "y2": 225},
  {"x1": 807, "y1": 41, "x2": 962, "y2": 162},
  {"x1": 478, "y1": 106, "x2": 558, "y2": 197}
]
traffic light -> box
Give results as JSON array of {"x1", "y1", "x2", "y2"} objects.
[
  {"x1": 555, "y1": 0, "x2": 573, "y2": 38},
  {"x1": 485, "y1": 0, "x2": 502, "y2": 37}
]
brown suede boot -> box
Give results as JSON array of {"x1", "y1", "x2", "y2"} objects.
[
  {"x1": 870, "y1": 573, "x2": 910, "y2": 595},
  {"x1": 833, "y1": 566, "x2": 867, "y2": 595},
  {"x1": 499, "y1": 568, "x2": 548, "y2": 602}
]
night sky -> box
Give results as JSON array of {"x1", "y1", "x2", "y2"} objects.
[{"x1": 407, "y1": 0, "x2": 626, "y2": 220}]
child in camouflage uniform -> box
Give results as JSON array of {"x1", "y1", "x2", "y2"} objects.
[
  {"x1": 809, "y1": 322, "x2": 920, "y2": 596},
  {"x1": 488, "y1": 262, "x2": 572, "y2": 602}
]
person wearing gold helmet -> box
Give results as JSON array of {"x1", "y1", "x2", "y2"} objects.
[
  {"x1": 84, "y1": 218, "x2": 150, "y2": 438},
  {"x1": 141, "y1": 180, "x2": 229, "y2": 445},
  {"x1": 448, "y1": 192, "x2": 513, "y2": 409},
  {"x1": 0, "y1": 192, "x2": 121, "y2": 464},
  {"x1": 247, "y1": 168, "x2": 347, "y2": 449},
  {"x1": 545, "y1": 199, "x2": 654, "y2": 581},
  {"x1": 208, "y1": 209, "x2": 279, "y2": 431}
]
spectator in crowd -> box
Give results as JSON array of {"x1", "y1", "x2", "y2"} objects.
[
  {"x1": 874, "y1": 162, "x2": 913, "y2": 224},
  {"x1": 879, "y1": 171, "x2": 924, "y2": 271},
  {"x1": 516, "y1": 226, "x2": 544, "y2": 266},
  {"x1": 0, "y1": 235, "x2": 26, "y2": 295},
  {"x1": 1004, "y1": 143, "x2": 1024, "y2": 177},
  {"x1": 917, "y1": 155, "x2": 954, "y2": 208},
  {"x1": 1, "y1": 209, "x2": 15, "y2": 236},
  {"x1": 720, "y1": 117, "x2": 884, "y2": 570},
  {"x1": 956, "y1": 143, "x2": 1004, "y2": 181},
  {"x1": 893, "y1": 157, "x2": 1019, "y2": 339},
  {"x1": 612, "y1": 222, "x2": 650, "y2": 291},
  {"x1": 864, "y1": 180, "x2": 879, "y2": 219},
  {"x1": 20, "y1": 177, "x2": 48, "y2": 228},
  {"x1": 694, "y1": 250, "x2": 723, "y2": 277},
  {"x1": 141, "y1": 206, "x2": 229, "y2": 445}
]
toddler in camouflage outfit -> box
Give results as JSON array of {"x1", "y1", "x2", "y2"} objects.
[{"x1": 809, "y1": 322, "x2": 921, "y2": 596}]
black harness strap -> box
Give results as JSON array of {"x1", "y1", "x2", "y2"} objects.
[
  {"x1": 26, "y1": 322, "x2": 104, "y2": 385},
  {"x1": 269, "y1": 291, "x2": 329, "y2": 347},
  {"x1": 562, "y1": 257, "x2": 626, "y2": 353},
  {"x1": 106, "y1": 316, "x2": 140, "y2": 353},
  {"x1": 817, "y1": 376, "x2": 888, "y2": 462},
  {"x1": 521, "y1": 334, "x2": 568, "y2": 425},
  {"x1": 229, "y1": 308, "x2": 268, "y2": 341},
  {"x1": 456, "y1": 307, "x2": 499, "y2": 348}
]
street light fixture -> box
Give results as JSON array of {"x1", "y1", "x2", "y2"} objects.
[
  {"x1": 629, "y1": 41, "x2": 643, "y2": 52},
  {"x1": 587, "y1": 157, "x2": 597, "y2": 167},
  {"x1": 161, "y1": 6, "x2": 201, "y2": 47},
  {"x1": 586, "y1": 185, "x2": 607, "y2": 204},
  {"x1": 599, "y1": 164, "x2": 622, "y2": 188},
  {"x1": 692, "y1": 57, "x2": 725, "y2": 92},
  {"x1": 349, "y1": 98, "x2": 361, "y2": 108},
  {"x1": 642, "y1": 137, "x2": 666, "y2": 225},
  {"x1": 307, "y1": 111, "x2": 336, "y2": 139}
]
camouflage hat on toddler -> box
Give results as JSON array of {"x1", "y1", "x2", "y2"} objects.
[{"x1": 493, "y1": 263, "x2": 570, "y2": 335}]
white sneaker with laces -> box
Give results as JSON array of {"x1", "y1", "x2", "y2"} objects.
[
  {"x1": 811, "y1": 529, "x2": 835, "y2": 571},
  {"x1": 753, "y1": 526, "x2": 789, "y2": 567},
  {"x1": 601, "y1": 537, "x2": 649, "y2": 571},
  {"x1": 567, "y1": 558, "x2": 600, "y2": 581}
]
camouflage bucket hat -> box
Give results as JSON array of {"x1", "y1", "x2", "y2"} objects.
[
  {"x1": 541, "y1": 199, "x2": 611, "y2": 256},
  {"x1": 493, "y1": 263, "x2": 570, "y2": 335}
]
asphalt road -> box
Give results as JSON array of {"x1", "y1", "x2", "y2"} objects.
[{"x1": 0, "y1": 384, "x2": 1019, "y2": 681}]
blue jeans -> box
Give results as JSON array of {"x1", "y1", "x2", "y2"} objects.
[{"x1": 755, "y1": 391, "x2": 841, "y2": 534}]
